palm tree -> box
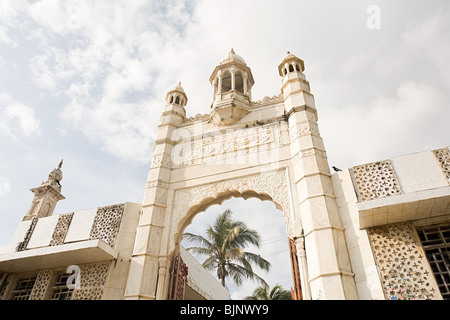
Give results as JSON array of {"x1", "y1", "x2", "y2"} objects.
[
  {"x1": 183, "y1": 209, "x2": 271, "y2": 288},
  {"x1": 245, "y1": 284, "x2": 292, "y2": 300}
]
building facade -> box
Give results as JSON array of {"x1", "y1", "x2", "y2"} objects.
[{"x1": 0, "y1": 50, "x2": 449, "y2": 300}]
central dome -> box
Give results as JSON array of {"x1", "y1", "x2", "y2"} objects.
[{"x1": 220, "y1": 48, "x2": 246, "y2": 65}]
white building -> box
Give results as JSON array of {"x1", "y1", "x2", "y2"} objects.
[{"x1": 0, "y1": 50, "x2": 449, "y2": 300}]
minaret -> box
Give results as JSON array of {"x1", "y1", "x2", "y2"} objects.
[
  {"x1": 23, "y1": 160, "x2": 65, "y2": 221},
  {"x1": 124, "y1": 82, "x2": 187, "y2": 300},
  {"x1": 209, "y1": 48, "x2": 255, "y2": 125},
  {"x1": 280, "y1": 52, "x2": 356, "y2": 299}
]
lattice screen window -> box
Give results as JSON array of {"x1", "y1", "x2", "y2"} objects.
[
  {"x1": 417, "y1": 224, "x2": 450, "y2": 300},
  {"x1": 352, "y1": 160, "x2": 402, "y2": 201},
  {"x1": 50, "y1": 272, "x2": 73, "y2": 300},
  {"x1": 0, "y1": 273, "x2": 9, "y2": 299},
  {"x1": 89, "y1": 204, "x2": 125, "y2": 247},
  {"x1": 368, "y1": 223, "x2": 439, "y2": 300},
  {"x1": 10, "y1": 277, "x2": 36, "y2": 300},
  {"x1": 432, "y1": 148, "x2": 450, "y2": 182}
]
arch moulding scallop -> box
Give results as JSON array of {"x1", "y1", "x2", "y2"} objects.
[{"x1": 166, "y1": 168, "x2": 294, "y2": 256}]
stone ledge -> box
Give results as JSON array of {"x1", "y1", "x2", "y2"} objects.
[
  {"x1": 358, "y1": 186, "x2": 450, "y2": 229},
  {"x1": 0, "y1": 239, "x2": 117, "y2": 273}
]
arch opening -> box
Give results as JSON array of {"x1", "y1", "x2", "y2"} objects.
[
  {"x1": 222, "y1": 71, "x2": 232, "y2": 93},
  {"x1": 176, "y1": 192, "x2": 294, "y2": 300},
  {"x1": 235, "y1": 71, "x2": 244, "y2": 93}
]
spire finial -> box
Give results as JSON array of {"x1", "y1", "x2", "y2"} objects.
[
  {"x1": 230, "y1": 48, "x2": 235, "y2": 54},
  {"x1": 58, "y1": 159, "x2": 63, "y2": 169}
]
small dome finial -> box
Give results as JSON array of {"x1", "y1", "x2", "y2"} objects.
[{"x1": 287, "y1": 51, "x2": 290, "y2": 55}]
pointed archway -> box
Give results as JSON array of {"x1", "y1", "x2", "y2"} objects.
[
  {"x1": 180, "y1": 196, "x2": 293, "y2": 300},
  {"x1": 123, "y1": 50, "x2": 357, "y2": 300}
]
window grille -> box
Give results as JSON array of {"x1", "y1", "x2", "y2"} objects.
[
  {"x1": 0, "y1": 273, "x2": 9, "y2": 298},
  {"x1": 417, "y1": 224, "x2": 450, "y2": 300},
  {"x1": 10, "y1": 277, "x2": 36, "y2": 300},
  {"x1": 51, "y1": 272, "x2": 73, "y2": 300}
]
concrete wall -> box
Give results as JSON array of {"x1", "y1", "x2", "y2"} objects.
[
  {"x1": 332, "y1": 147, "x2": 450, "y2": 300},
  {"x1": 180, "y1": 246, "x2": 230, "y2": 300}
]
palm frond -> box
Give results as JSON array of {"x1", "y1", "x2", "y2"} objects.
[
  {"x1": 241, "y1": 251, "x2": 271, "y2": 271},
  {"x1": 183, "y1": 232, "x2": 213, "y2": 248}
]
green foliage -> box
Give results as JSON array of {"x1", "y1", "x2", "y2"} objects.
[
  {"x1": 244, "y1": 284, "x2": 293, "y2": 300},
  {"x1": 183, "y1": 209, "x2": 270, "y2": 288}
]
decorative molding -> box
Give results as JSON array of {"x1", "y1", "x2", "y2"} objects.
[
  {"x1": 89, "y1": 204, "x2": 125, "y2": 247},
  {"x1": 173, "y1": 123, "x2": 282, "y2": 168},
  {"x1": 151, "y1": 154, "x2": 174, "y2": 169},
  {"x1": 16, "y1": 217, "x2": 38, "y2": 251},
  {"x1": 292, "y1": 147, "x2": 327, "y2": 164},
  {"x1": 289, "y1": 121, "x2": 320, "y2": 140},
  {"x1": 49, "y1": 212, "x2": 74, "y2": 246},
  {"x1": 351, "y1": 160, "x2": 402, "y2": 201},
  {"x1": 367, "y1": 223, "x2": 439, "y2": 300},
  {"x1": 169, "y1": 170, "x2": 290, "y2": 251},
  {"x1": 252, "y1": 93, "x2": 283, "y2": 106},
  {"x1": 185, "y1": 113, "x2": 211, "y2": 123},
  {"x1": 146, "y1": 180, "x2": 170, "y2": 189},
  {"x1": 432, "y1": 147, "x2": 450, "y2": 183}
]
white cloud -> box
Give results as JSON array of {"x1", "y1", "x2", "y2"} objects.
[
  {"x1": 18, "y1": 1, "x2": 200, "y2": 164},
  {"x1": 0, "y1": 92, "x2": 41, "y2": 139},
  {"x1": 320, "y1": 81, "x2": 448, "y2": 168},
  {"x1": 401, "y1": 8, "x2": 450, "y2": 88}
]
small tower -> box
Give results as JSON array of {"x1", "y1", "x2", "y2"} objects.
[
  {"x1": 23, "y1": 160, "x2": 66, "y2": 221},
  {"x1": 209, "y1": 49, "x2": 255, "y2": 126},
  {"x1": 124, "y1": 82, "x2": 188, "y2": 299},
  {"x1": 165, "y1": 82, "x2": 188, "y2": 109},
  {"x1": 280, "y1": 51, "x2": 355, "y2": 299},
  {"x1": 278, "y1": 51, "x2": 314, "y2": 116}
]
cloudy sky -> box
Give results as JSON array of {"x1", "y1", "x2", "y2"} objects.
[{"x1": 1, "y1": 0, "x2": 449, "y2": 299}]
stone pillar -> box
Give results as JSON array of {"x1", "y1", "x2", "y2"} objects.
[
  {"x1": 294, "y1": 236, "x2": 311, "y2": 300},
  {"x1": 231, "y1": 67, "x2": 236, "y2": 91},
  {"x1": 217, "y1": 71, "x2": 222, "y2": 95},
  {"x1": 280, "y1": 52, "x2": 357, "y2": 299},
  {"x1": 124, "y1": 84, "x2": 187, "y2": 300},
  {"x1": 243, "y1": 72, "x2": 248, "y2": 95}
]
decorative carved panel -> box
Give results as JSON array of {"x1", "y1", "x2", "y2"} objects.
[
  {"x1": 71, "y1": 262, "x2": 110, "y2": 300},
  {"x1": 172, "y1": 123, "x2": 282, "y2": 168},
  {"x1": 352, "y1": 160, "x2": 402, "y2": 201},
  {"x1": 170, "y1": 170, "x2": 290, "y2": 251},
  {"x1": 16, "y1": 217, "x2": 38, "y2": 251},
  {"x1": 289, "y1": 121, "x2": 320, "y2": 140},
  {"x1": 170, "y1": 254, "x2": 188, "y2": 300},
  {"x1": 368, "y1": 223, "x2": 440, "y2": 300},
  {"x1": 433, "y1": 148, "x2": 450, "y2": 183},
  {"x1": 89, "y1": 204, "x2": 125, "y2": 247},
  {"x1": 49, "y1": 212, "x2": 73, "y2": 246},
  {"x1": 29, "y1": 270, "x2": 52, "y2": 300}
]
